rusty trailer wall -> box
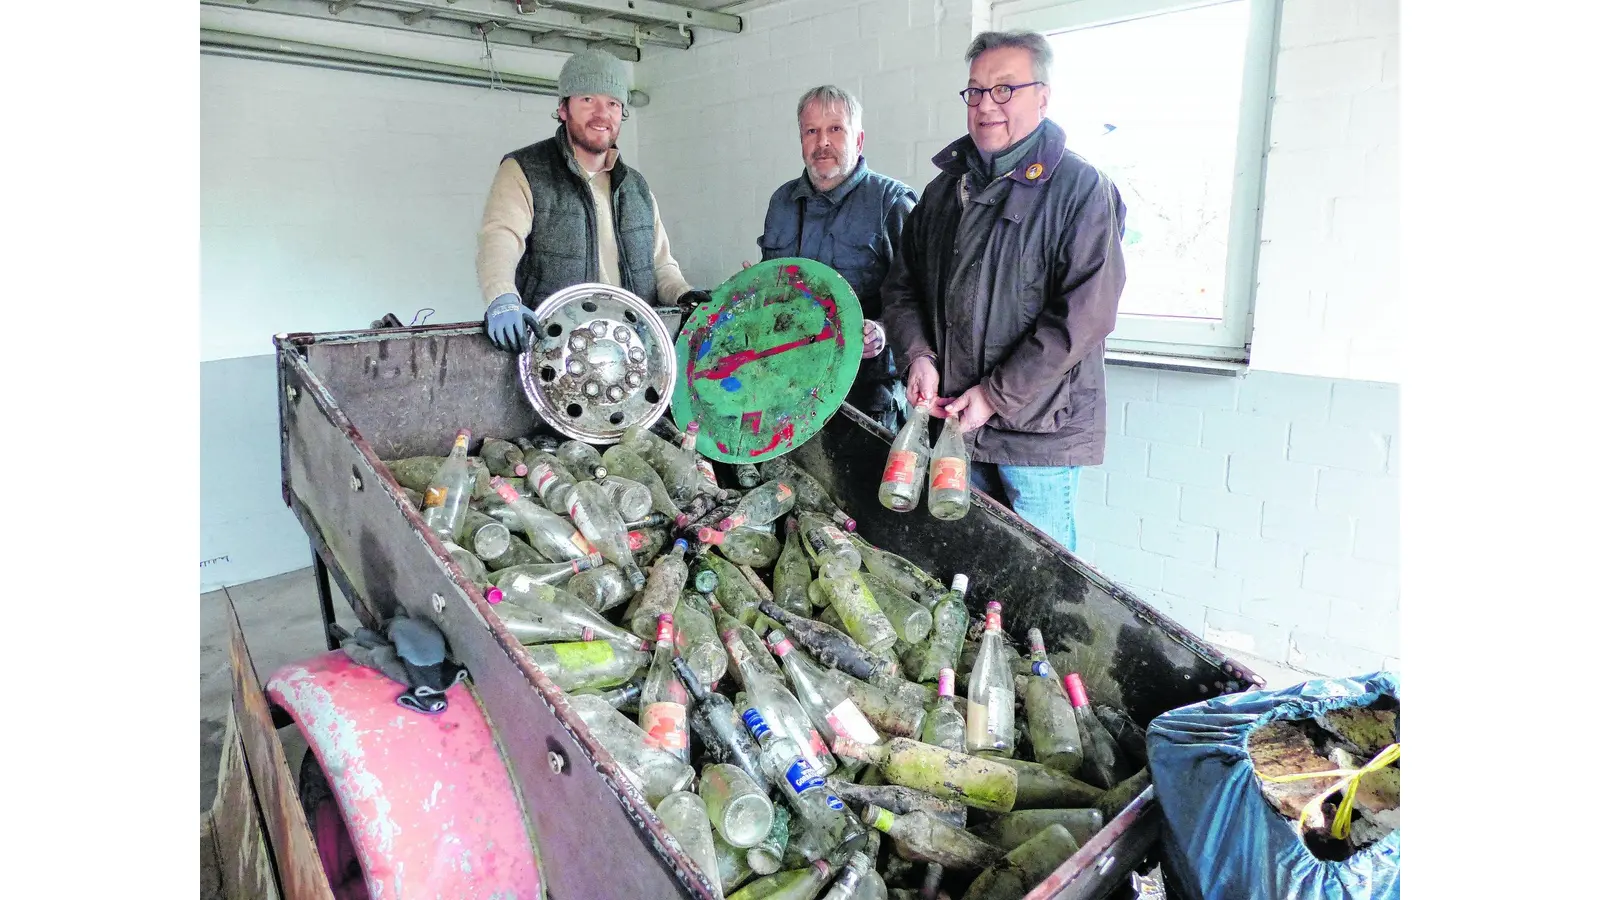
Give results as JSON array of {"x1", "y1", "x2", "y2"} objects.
[{"x1": 275, "y1": 323, "x2": 1261, "y2": 900}]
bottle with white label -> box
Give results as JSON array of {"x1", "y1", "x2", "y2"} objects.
[
  {"x1": 765, "y1": 630, "x2": 881, "y2": 748},
  {"x1": 965, "y1": 601, "x2": 1015, "y2": 758},
  {"x1": 640, "y1": 614, "x2": 692, "y2": 763},
  {"x1": 739, "y1": 704, "x2": 867, "y2": 858}
]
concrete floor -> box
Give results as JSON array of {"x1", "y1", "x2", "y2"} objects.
[{"x1": 200, "y1": 565, "x2": 362, "y2": 812}]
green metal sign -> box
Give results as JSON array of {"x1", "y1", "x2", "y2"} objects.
[{"x1": 672, "y1": 258, "x2": 863, "y2": 464}]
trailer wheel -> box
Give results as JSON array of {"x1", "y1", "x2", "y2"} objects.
[{"x1": 297, "y1": 746, "x2": 370, "y2": 900}]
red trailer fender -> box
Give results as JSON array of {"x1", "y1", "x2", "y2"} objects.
[{"x1": 267, "y1": 650, "x2": 542, "y2": 900}]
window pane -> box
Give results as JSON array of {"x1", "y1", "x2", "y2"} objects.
[{"x1": 1046, "y1": 1, "x2": 1249, "y2": 321}]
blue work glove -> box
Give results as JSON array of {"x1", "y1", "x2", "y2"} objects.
[{"x1": 485, "y1": 292, "x2": 541, "y2": 353}]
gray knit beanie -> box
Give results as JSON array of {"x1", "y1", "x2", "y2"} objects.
[{"x1": 558, "y1": 50, "x2": 630, "y2": 108}]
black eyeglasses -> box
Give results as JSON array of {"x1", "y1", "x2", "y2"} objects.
[{"x1": 959, "y1": 82, "x2": 1044, "y2": 107}]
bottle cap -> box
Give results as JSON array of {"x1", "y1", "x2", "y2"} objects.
[
  {"x1": 864, "y1": 805, "x2": 894, "y2": 832},
  {"x1": 1027, "y1": 627, "x2": 1046, "y2": 656},
  {"x1": 513, "y1": 463, "x2": 529, "y2": 477},
  {"x1": 686, "y1": 421, "x2": 701, "y2": 437},
  {"x1": 765, "y1": 630, "x2": 793, "y2": 656},
  {"x1": 484, "y1": 587, "x2": 504, "y2": 605},
  {"x1": 593, "y1": 465, "x2": 609, "y2": 480},
  {"x1": 937, "y1": 668, "x2": 955, "y2": 697},
  {"x1": 841, "y1": 516, "x2": 858, "y2": 532},
  {"x1": 696, "y1": 527, "x2": 725, "y2": 545},
  {"x1": 656, "y1": 614, "x2": 675, "y2": 644},
  {"x1": 673, "y1": 538, "x2": 689, "y2": 554},
  {"x1": 455, "y1": 428, "x2": 472, "y2": 442},
  {"x1": 951, "y1": 574, "x2": 969, "y2": 594},
  {"x1": 1064, "y1": 672, "x2": 1090, "y2": 708}
]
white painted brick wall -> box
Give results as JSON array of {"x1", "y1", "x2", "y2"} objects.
[
  {"x1": 1250, "y1": 0, "x2": 1400, "y2": 383},
  {"x1": 201, "y1": 53, "x2": 621, "y2": 362}
]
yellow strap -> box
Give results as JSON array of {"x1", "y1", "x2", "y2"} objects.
[{"x1": 1257, "y1": 743, "x2": 1399, "y2": 839}]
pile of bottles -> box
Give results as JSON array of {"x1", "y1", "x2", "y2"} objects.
[{"x1": 381, "y1": 422, "x2": 1151, "y2": 900}]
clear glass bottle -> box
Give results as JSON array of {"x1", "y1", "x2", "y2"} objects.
[
  {"x1": 601, "y1": 443, "x2": 684, "y2": 519},
  {"x1": 741, "y1": 704, "x2": 864, "y2": 857},
  {"x1": 727, "y1": 645, "x2": 836, "y2": 777},
  {"x1": 878, "y1": 401, "x2": 931, "y2": 512},
  {"x1": 525, "y1": 640, "x2": 650, "y2": 691},
  {"x1": 770, "y1": 519, "x2": 814, "y2": 617},
  {"x1": 675, "y1": 591, "x2": 730, "y2": 689},
  {"x1": 566, "y1": 693, "x2": 694, "y2": 805},
  {"x1": 420, "y1": 428, "x2": 474, "y2": 541},
  {"x1": 1023, "y1": 629, "x2": 1082, "y2": 774},
  {"x1": 920, "y1": 668, "x2": 966, "y2": 753},
  {"x1": 566, "y1": 562, "x2": 632, "y2": 612},
  {"x1": 766, "y1": 630, "x2": 882, "y2": 747},
  {"x1": 492, "y1": 581, "x2": 646, "y2": 648},
  {"x1": 555, "y1": 439, "x2": 605, "y2": 480},
  {"x1": 698, "y1": 762, "x2": 775, "y2": 850},
  {"x1": 629, "y1": 539, "x2": 691, "y2": 639},
  {"x1": 926, "y1": 419, "x2": 971, "y2": 521},
  {"x1": 758, "y1": 457, "x2": 856, "y2": 531},
  {"x1": 640, "y1": 614, "x2": 692, "y2": 763},
  {"x1": 909, "y1": 574, "x2": 968, "y2": 683},
  {"x1": 726, "y1": 859, "x2": 832, "y2": 900},
  {"x1": 795, "y1": 511, "x2": 861, "y2": 579},
  {"x1": 593, "y1": 470, "x2": 655, "y2": 522},
  {"x1": 708, "y1": 480, "x2": 797, "y2": 534},
  {"x1": 564, "y1": 480, "x2": 648, "y2": 591},
  {"x1": 657, "y1": 791, "x2": 724, "y2": 899},
  {"x1": 525, "y1": 451, "x2": 581, "y2": 511},
  {"x1": 966, "y1": 601, "x2": 1016, "y2": 758},
  {"x1": 490, "y1": 556, "x2": 603, "y2": 592},
  {"x1": 489, "y1": 476, "x2": 597, "y2": 562},
  {"x1": 480, "y1": 437, "x2": 530, "y2": 479},
  {"x1": 700, "y1": 525, "x2": 781, "y2": 568}
]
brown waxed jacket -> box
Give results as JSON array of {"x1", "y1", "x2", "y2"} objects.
[{"x1": 880, "y1": 118, "x2": 1127, "y2": 467}]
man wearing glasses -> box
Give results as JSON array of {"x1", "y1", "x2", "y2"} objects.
[
  {"x1": 476, "y1": 50, "x2": 711, "y2": 353},
  {"x1": 754, "y1": 85, "x2": 918, "y2": 434},
  {"x1": 880, "y1": 31, "x2": 1128, "y2": 552}
]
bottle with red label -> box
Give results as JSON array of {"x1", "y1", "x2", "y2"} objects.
[
  {"x1": 421, "y1": 429, "x2": 474, "y2": 542},
  {"x1": 640, "y1": 614, "x2": 691, "y2": 763},
  {"x1": 927, "y1": 418, "x2": 972, "y2": 521},
  {"x1": 879, "y1": 400, "x2": 932, "y2": 512}
]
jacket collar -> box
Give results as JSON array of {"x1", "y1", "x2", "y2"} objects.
[
  {"x1": 932, "y1": 118, "x2": 1066, "y2": 187},
  {"x1": 788, "y1": 156, "x2": 871, "y2": 205}
]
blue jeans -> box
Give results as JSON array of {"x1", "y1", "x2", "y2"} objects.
[{"x1": 968, "y1": 462, "x2": 1082, "y2": 553}]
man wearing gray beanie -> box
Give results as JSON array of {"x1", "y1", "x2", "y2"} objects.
[{"x1": 476, "y1": 50, "x2": 711, "y2": 352}]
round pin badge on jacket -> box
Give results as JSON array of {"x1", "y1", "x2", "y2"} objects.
[{"x1": 1025, "y1": 163, "x2": 1044, "y2": 180}]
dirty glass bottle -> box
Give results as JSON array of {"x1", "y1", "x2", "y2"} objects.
[
  {"x1": 640, "y1": 614, "x2": 691, "y2": 763},
  {"x1": 630, "y1": 539, "x2": 691, "y2": 639},
  {"x1": 965, "y1": 601, "x2": 1016, "y2": 758},
  {"x1": 480, "y1": 437, "x2": 530, "y2": 479},
  {"x1": 421, "y1": 428, "x2": 474, "y2": 541},
  {"x1": 926, "y1": 419, "x2": 971, "y2": 521},
  {"x1": 766, "y1": 630, "x2": 881, "y2": 747},
  {"x1": 489, "y1": 477, "x2": 597, "y2": 562},
  {"x1": 830, "y1": 735, "x2": 1018, "y2": 813},
  {"x1": 878, "y1": 400, "x2": 931, "y2": 512},
  {"x1": 1023, "y1": 629, "x2": 1082, "y2": 774}
]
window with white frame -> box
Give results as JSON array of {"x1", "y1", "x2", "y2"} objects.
[{"x1": 994, "y1": 0, "x2": 1280, "y2": 362}]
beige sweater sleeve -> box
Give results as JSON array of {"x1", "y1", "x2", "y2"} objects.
[
  {"x1": 476, "y1": 158, "x2": 532, "y2": 308},
  {"x1": 650, "y1": 190, "x2": 693, "y2": 304}
]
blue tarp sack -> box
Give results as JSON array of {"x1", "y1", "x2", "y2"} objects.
[{"x1": 1147, "y1": 671, "x2": 1400, "y2": 900}]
